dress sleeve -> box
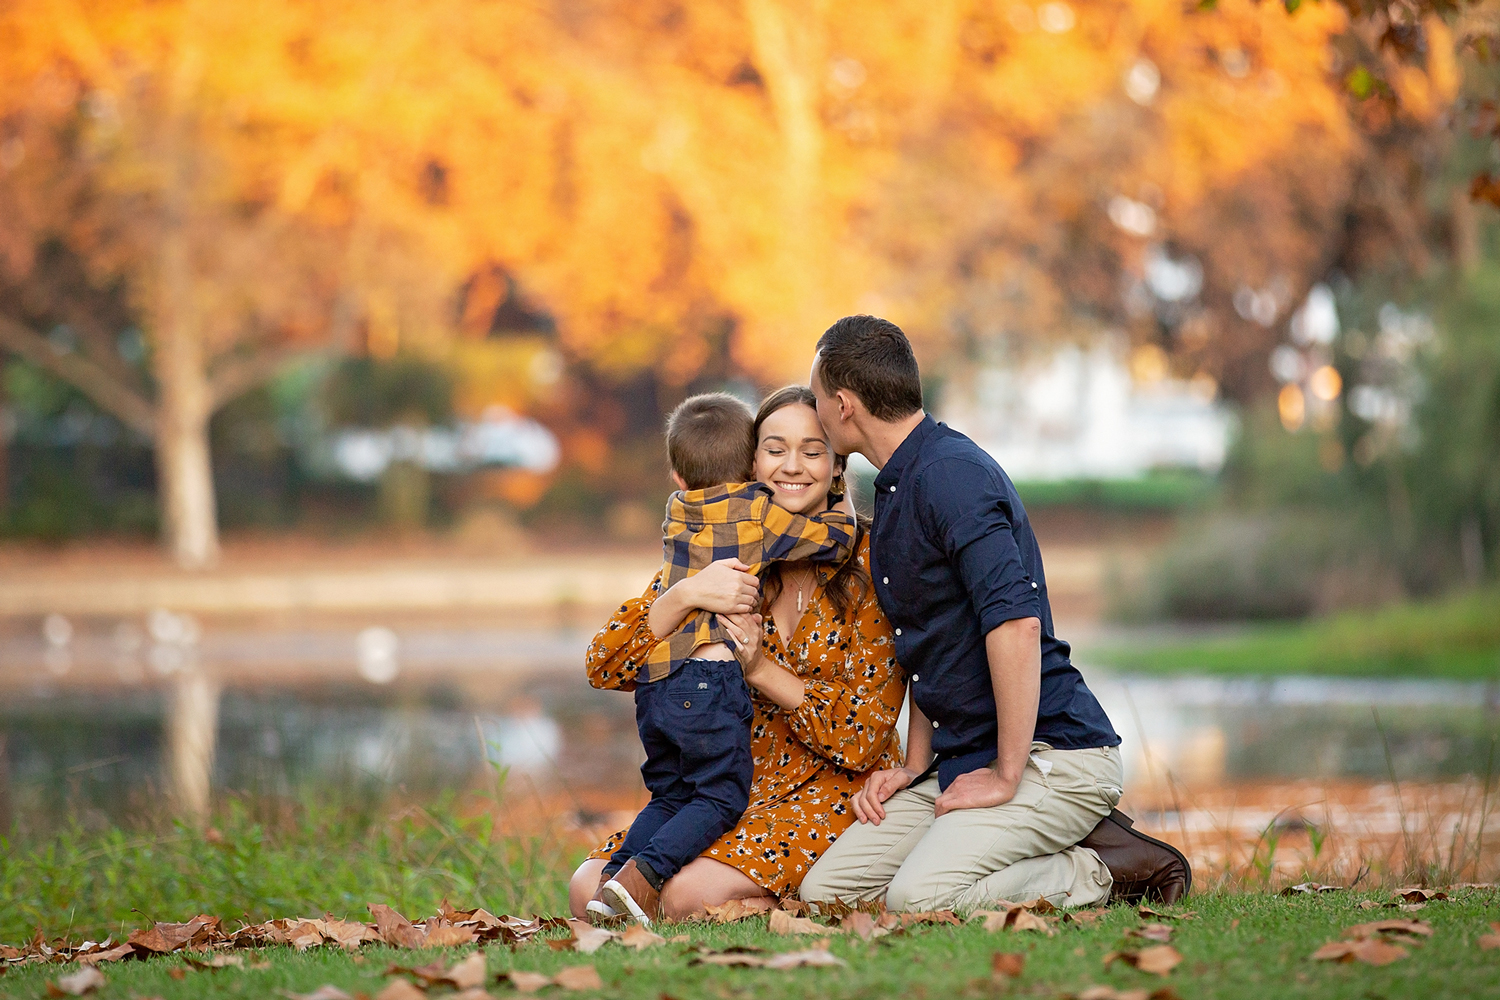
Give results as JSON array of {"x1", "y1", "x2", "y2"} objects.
[
  {"x1": 781, "y1": 585, "x2": 907, "y2": 773},
  {"x1": 583, "y1": 571, "x2": 664, "y2": 692}
]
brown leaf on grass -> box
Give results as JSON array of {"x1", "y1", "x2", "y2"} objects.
[
  {"x1": 496, "y1": 971, "x2": 553, "y2": 993},
  {"x1": 46, "y1": 967, "x2": 106, "y2": 996},
  {"x1": 1478, "y1": 924, "x2": 1500, "y2": 951},
  {"x1": 1281, "y1": 882, "x2": 1343, "y2": 896},
  {"x1": 1137, "y1": 906, "x2": 1195, "y2": 921},
  {"x1": 0, "y1": 944, "x2": 22, "y2": 959},
  {"x1": 840, "y1": 912, "x2": 880, "y2": 941},
  {"x1": 1342, "y1": 919, "x2": 1433, "y2": 939},
  {"x1": 450, "y1": 990, "x2": 495, "y2": 1000},
  {"x1": 76, "y1": 944, "x2": 135, "y2": 965},
  {"x1": 127, "y1": 916, "x2": 221, "y2": 954},
  {"x1": 704, "y1": 897, "x2": 777, "y2": 923},
  {"x1": 1358, "y1": 901, "x2": 1381, "y2": 910},
  {"x1": 991, "y1": 952, "x2": 1025, "y2": 979},
  {"x1": 974, "y1": 906, "x2": 1054, "y2": 935},
  {"x1": 778, "y1": 898, "x2": 811, "y2": 916},
  {"x1": 619, "y1": 924, "x2": 665, "y2": 951},
  {"x1": 424, "y1": 924, "x2": 478, "y2": 947},
  {"x1": 691, "y1": 953, "x2": 767, "y2": 967},
  {"x1": 374, "y1": 980, "x2": 427, "y2": 1000},
  {"x1": 552, "y1": 965, "x2": 604, "y2": 990},
  {"x1": 386, "y1": 958, "x2": 451, "y2": 987},
  {"x1": 1394, "y1": 888, "x2": 1449, "y2": 903},
  {"x1": 899, "y1": 910, "x2": 962, "y2": 927},
  {"x1": 278, "y1": 986, "x2": 357, "y2": 1000},
  {"x1": 768, "y1": 909, "x2": 838, "y2": 936},
  {"x1": 183, "y1": 954, "x2": 245, "y2": 971},
  {"x1": 1398, "y1": 903, "x2": 1426, "y2": 912},
  {"x1": 1104, "y1": 945, "x2": 1183, "y2": 976},
  {"x1": 288, "y1": 922, "x2": 327, "y2": 951},
  {"x1": 1311, "y1": 938, "x2": 1408, "y2": 965},
  {"x1": 322, "y1": 919, "x2": 380, "y2": 950},
  {"x1": 763, "y1": 948, "x2": 847, "y2": 969},
  {"x1": 1126, "y1": 924, "x2": 1174, "y2": 943},
  {"x1": 443, "y1": 953, "x2": 488, "y2": 990},
  {"x1": 550, "y1": 919, "x2": 615, "y2": 954},
  {"x1": 370, "y1": 905, "x2": 427, "y2": 949},
  {"x1": 1063, "y1": 909, "x2": 1106, "y2": 926},
  {"x1": 1071, "y1": 988, "x2": 1180, "y2": 1000}
]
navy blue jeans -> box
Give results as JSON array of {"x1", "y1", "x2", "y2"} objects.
[{"x1": 608, "y1": 657, "x2": 754, "y2": 886}]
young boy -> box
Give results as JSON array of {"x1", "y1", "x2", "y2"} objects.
[{"x1": 589, "y1": 392, "x2": 856, "y2": 925}]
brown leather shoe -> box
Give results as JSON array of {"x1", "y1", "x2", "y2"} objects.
[
  {"x1": 1080, "y1": 809, "x2": 1192, "y2": 905},
  {"x1": 584, "y1": 869, "x2": 618, "y2": 924},
  {"x1": 601, "y1": 859, "x2": 661, "y2": 926}
]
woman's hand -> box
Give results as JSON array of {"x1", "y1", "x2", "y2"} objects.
[
  {"x1": 648, "y1": 559, "x2": 759, "y2": 639},
  {"x1": 851, "y1": 766, "x2": 920, "y2": 826},
  {"x1": 720, "y1": 612, "x2": 766, "y2": 677}
]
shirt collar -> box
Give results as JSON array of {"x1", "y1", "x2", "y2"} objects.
[{"x1": 872, "y1": 413, "x2": 936, "y2": 490}]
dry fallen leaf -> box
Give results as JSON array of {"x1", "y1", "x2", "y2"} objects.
[
  {"x1": 1479, "y1": 922, "x2": 1500, "y2": 951},
  {"x1": 1104, "y1": 945, "x2": 1183, "y2": 976},
  {"x1": 76, "y1": 944, "x2": 134, "y2": 965},
  {"x1": 1281, "y1": 882, "x2": 1343, "y2": 896},
  {"x1": 1126, "y1": 924, "x2": 1174, "y2": 943},
  {"x1": 704, "y1": 897, "x2": 777, "y2": 923},
  {"x1": 552, "y1": 965, "x2": 604, "y2": 990},
  {"x1": 553, "y1": 919, "x2": 615, "y2": 955},
  {"x1": 1311, "y1": 938, "x2": 1408, "y2": 965},
  {"x1": 991, "y1": 952, "x2": 1025, "y2": 979},
  {"x1": 1358, "y1": 901, "x2": 1381, "y2": 910},
  {"x1": 691, "y1": 953, "x2": 767, "y2": 967},
  {"x1": 497, "y1": 971, "x2": 553, "y2": 993},
  {"x1": 667, "y1": 934, "x2": 691, "y2": 944},
  {"x1": 778, "y1": 898, "x2": 811, "y2": 916},
  {"x1": 1342, "y1": 919, "x2": 1433, "y2": 940},
  {"x1": 619, "y1": 924, "x2": 665, "y2": 951},
  {"x1": 1394, "y1": 888, "x2": 1449, "y2": 903},
  {"x1": 840, "y1": 912, "x2": 880, "y2": 941},
  {"x1": 899, "y1": 910, "x2": 962, "y2": 927},
  {"x1": 768, "y1": 909, "x2": 838, "y2": 936},
  {"x1": 183, "y1": 954, "x2": 245, "y2": 971},
  {"x1": 369, "y1": 904, "x2": 427, "y2": 949},
  {"x1": 443, "y1": 953, "x2": 487, "y2": 990},
  {"x1": 974, "y1": 905, "x2": 1054, "y2": 935},
  {"x1": 374, "y1": 980, "x2": 427, "y2": 1000},
  {"x1": 1064, "y1": 909, "x2": 1106, "y2": 926},
  {"x1": 1137, "y1": 906, "x2": 1195, "y2": 921},
  {"x1": 424, "y1": 924, "x2": 478, "y2": 948},
  {"x1": 450, "y1": 990, "x2": 495, "y2": 1000},
  {"x1": 764, "y1": 948, "x2": 848, "y2": 969},
  {"x1": 127, "y1": 916, "x2": 220, "y2": 954},
  {"x1": 278, "y1": 986, "x2": 357, "y2": 1000},
  {"x1": 47, "y1": 967, "x2": 106, "y2": 997},
  {"x1": 288, "y1": 922, "x2": 327, "y2": 952}
]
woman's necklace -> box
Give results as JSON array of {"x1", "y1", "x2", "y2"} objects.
[{"x1": 790, "y1": 567, "x2": 815, "y2": 614}]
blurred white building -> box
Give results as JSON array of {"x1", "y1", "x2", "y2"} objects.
[{"x1": 939, "y1": 337, "x2": 1232, "y2": 480}]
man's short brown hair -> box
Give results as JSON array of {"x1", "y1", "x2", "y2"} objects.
[
  {"x1": 665, "y1": 392, "x2": 755, "y2": 490},
  {"x1": 814, "y1": 315, "x2": 923, "y2": 422}
]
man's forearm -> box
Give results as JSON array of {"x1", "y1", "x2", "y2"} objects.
[
  {"x1": 904, "y1": 694, "x2": 935, "y2": 773},
  {"x1": 986, "y1": 617, "x2": 1041, "y2": 790}
]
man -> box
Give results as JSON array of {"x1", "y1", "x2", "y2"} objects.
[{"x1": 799, "y1": 315, "x2": 1190, "y2": 911}]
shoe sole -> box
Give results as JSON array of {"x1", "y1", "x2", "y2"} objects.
[
  {"x1": 1111, "y1": 812, "x2": 1194, "y2": 901},
  {"x1": 601, "y1": 879, "x2": 652, "y2": 927},
  {"x1": 584, "y1": 899, "x2": 618, "y2": 923}
]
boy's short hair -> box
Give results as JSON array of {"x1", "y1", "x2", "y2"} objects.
[
  {"x1": 665, "y1": 392, "x2": 755, "y2": 490},
  {"x1": 814, "y1": 315, "x2": 923, "y2": 422}
]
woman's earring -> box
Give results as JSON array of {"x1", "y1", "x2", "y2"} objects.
[{"x1": 830, "y1": 472, "x2": 847, "y2": 499}]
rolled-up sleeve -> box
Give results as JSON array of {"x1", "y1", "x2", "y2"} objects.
[{"x1": 918, "y1": 458, "x2": 1041, "y2": 634}]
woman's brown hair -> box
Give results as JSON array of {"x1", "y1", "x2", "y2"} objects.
[{"x1": 753, "y1": 385, "x2": 870, "y2": 622}]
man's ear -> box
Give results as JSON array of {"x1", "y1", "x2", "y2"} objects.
[
  {"x1": 834, "y1": 388, "x2": 860, "y2": 422},
  {"x1": 670, "y1": 471, "x2": 689, "y2": 491}
]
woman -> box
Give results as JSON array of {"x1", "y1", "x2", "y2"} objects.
[{"x1": 569, "y1": 386, "x2": 907, "y2": 920}]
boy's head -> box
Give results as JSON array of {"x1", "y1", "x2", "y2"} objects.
[{"x1": 665, "y1": 392, "x2": 755, "y2": 490}]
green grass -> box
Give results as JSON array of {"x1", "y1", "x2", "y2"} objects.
[
  {"x1": 3, "y1": 891, "x2": 1500, "y2": 1000},
  {"x1": 1015, "y1": 470, "x2": 1219, "y2": 511},
  {"x1": 1096, "y1": 586, "x2": 1500, "y2": 679},
  {"x1": 0, "y1": 797, "x2": 574, "y2": 944}
]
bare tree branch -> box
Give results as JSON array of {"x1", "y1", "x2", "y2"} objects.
[
  {"x1": 0, "y1": 314, "x2": 157, "y2": 438},
  {"x1": 208, "y1": 343, "x2": 321, "y2": 410}
]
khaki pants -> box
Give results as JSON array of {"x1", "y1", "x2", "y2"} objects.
[{"x1": 800, "y1": 743, "x2": 1123, "y2": 912}]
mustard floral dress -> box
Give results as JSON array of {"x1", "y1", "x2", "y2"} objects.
[{"x1": 584, "y1": 533, "x2": 906, "y2": 897}]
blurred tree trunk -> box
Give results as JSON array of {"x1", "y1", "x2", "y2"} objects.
[{"x1": 167, "y1": 664, "x2": 221, "y2": 823}]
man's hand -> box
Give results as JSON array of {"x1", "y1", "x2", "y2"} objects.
[
  {"x1": 685, "y1": 558, "x2": 760, "y2": 614},
  {"x1": 852, "y1": 766, "x2": 919, "y2": 825},
  {"x1": 932, "y1": 766, "x2": 1019, "y2": 818}
]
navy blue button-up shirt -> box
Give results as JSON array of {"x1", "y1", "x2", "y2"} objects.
[{"x1": 870, "y1": 415, "x2": 1119, "y2": 790}]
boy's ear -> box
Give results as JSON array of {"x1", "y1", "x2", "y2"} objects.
[{"x1": 670, "y1": 471, "x2": 689, "y2": 491}]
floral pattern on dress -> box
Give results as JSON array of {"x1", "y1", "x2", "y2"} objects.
[{"x1": 582, "y1": 534, "x2": 906, "y2": 896}]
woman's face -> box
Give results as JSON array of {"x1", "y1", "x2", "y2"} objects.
[{"x1": 755, "y1": 403, "x2": 837, "y2": 515}]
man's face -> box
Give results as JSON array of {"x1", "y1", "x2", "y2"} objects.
[{"x1": 809, "y1": 354, "x2": 854, "y2": 456}]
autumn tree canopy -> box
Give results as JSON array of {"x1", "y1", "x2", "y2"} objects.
[{"x1": 0, "y1": 0, "x2": 1478, "y2": 562}]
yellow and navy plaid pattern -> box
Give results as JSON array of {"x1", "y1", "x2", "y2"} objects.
[{"x1": 643, "y1": 482, "x2": 857, "y2": 682}]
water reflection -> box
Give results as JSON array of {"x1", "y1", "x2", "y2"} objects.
[{"x1": 1, "y1": 620, "x2": 1497, "y2": 831}]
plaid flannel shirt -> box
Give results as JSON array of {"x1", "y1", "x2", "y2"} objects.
[{"x1": 642, "y1": 482, "x2": 857, "y2": 682}]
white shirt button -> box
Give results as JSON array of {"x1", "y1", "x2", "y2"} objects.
[
  {"x1": 1031, "y1": 581, "x2": 1038, "y2": 589},
  {"x1": 932, "y1": 720, "x2": 940, "y2": 729},
  {"x1": 912, "y1": 674, "x2": 919, "y2": 683},
  {"x1": 888, "y1": 485, "x2": 896, "y2": 492},
  {"x1": 894, "y1": 628, "x2": 902, "y2": 636},
  {"x1": 882, "y1": 576, "x2": 889, "y2": 585}
]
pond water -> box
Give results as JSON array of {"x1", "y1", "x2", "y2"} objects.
[{"x1": 2, "y1": 619, "x2": 1498, "y2": 832}]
